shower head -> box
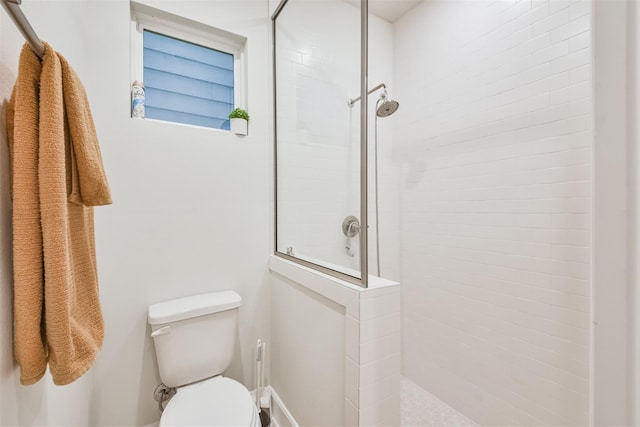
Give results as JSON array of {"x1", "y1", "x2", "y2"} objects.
[
  {"x1": 376, "y1": 90, "x2": 399, "y2": 117},
  {"x1": 348, "y1": 83, "x2": 399, "y2": 116},
  {"x1": 377, "y1": 99, "x2": 399, "y2": 117}
]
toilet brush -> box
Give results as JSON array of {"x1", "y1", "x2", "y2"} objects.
[
  {"x1": 255, "y1": 340, "x2": 262, "y2": 410},
  {"x1": 256, "y1": 340, "x2": 270, "y2": 427}
]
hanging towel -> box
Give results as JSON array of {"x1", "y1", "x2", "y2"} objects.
[
  {"x1": 6, "y1": 44, "x2": 47, "y2": 386},
  {"x1": 7, "y1": 42, "x2": 112, "y2": 385}
]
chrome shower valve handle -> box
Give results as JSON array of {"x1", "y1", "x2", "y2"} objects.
[{"x1": 342, "y1": 216, "x2": 360, "y2": 257}]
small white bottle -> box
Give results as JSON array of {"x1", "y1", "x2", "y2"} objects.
[{"x1": 131, "y1": 80, "x2": 145, "y2": 118}]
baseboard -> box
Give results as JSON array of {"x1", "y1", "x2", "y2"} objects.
[{"x1": 269, "y1": 386, "x2": 299, "y2": 427}]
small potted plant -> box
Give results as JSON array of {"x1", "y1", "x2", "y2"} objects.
[{"x1": 229, "y1": 107, "x2": 249, "y2": 136}]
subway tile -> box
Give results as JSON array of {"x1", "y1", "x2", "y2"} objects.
[
  {"x1": 531, "y1": 8, "x2": 570, "y2": 36},
  {"x1": 570, "y1": 64, "x2": 590, "y2": 83},
  {"x1": 550, "y1": 0, "x2": 579, "y2": 14},
  {"x1": 360, "y1": 313, "x2": 401, "y2": 343},
  {"x1": 345, "y1": 357, "x2": 359, "y2": 408},
  {"x1": 360, "y1": 292, "x2": 401, "y2": 321},
  {"x1": 361, "y1": 284, "x2": 400, "y2": 299},
  {"x1": 569, "y1": 30, "x2": 590, "y2": 52},
  {"x1": 549, "y1": 82, "x2": 590, "y2": 105},
  {"x1": 359, "y1": 332, "x2": 401, "y2": 365},
  {"x1": 359, "y1": 393, "x2": 401, "y2": 427},
  {"x1": 550, "y1": 47, "x2": 590, "y2": 74},
  {"x1": 360, "y1": 353, "x2": 401, "y2": 387},
  {"x1": 569, "y1": 0, "x2": 591, "y2": 20},
  {"x1": 550, "y1": 13, "x2": 590, "y2": 44},
  {"x1": 515, "y1": 1, "x2": 549, "y2": 28},
  {"x1": 359, "y1": 373, "x2": 401, "y2": 409},
  {"x1": 345, "y1": 398, "x2": 358, "y2": 427},
  {"x1": 532, "y1": 40, "x2": 569, "y2": 64}
]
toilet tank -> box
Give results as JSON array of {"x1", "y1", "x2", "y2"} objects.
[{"x1": 148, "y1": 290, "x2": 241, "y2": 388}]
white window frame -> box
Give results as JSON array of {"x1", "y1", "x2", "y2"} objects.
[{"x1": 130, "y1": 3, "x2": 247, "y2": 128}]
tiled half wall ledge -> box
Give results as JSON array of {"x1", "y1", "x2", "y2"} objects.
[{"x1": 269, "y1": 255, "x2": 401, "y2": 426}]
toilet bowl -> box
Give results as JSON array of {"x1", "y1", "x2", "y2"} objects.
[
  {"x1": 147, "y1": 291, "x2": 258, "y2": 427},
  {"x1": 159, "y1": 377, "x2": 260, "y2": 427}
]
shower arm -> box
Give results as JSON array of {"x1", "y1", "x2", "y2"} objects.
[{"x1": 348, "y1": 83, "x2": 387, "y2": 107}]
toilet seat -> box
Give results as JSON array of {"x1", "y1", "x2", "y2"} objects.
[{"x1": 159, "y1": 376, "x2": 260, "y2": 427}]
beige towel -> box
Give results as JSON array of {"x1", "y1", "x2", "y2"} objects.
[
  {"x1": 7, "y1": 44, "x2": 47, "y2": 386},
  {"x1": 7, "y1": 42, "x2": 112, "y2": 385}
]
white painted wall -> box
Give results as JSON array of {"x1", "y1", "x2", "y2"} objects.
[
  {"x1": 591, "y1": 0, "x2": 640, "y2": 425},
  {"x1": 0, "y1": 11, "x2": 19, "y2": 426},
  {"x1": 0, "y1": 1, "x2": 271, "y2": 426},
  {"x1": 630, "y1": 1, "x2": 640, "y2": 423},
  {"x1": 394, "y1": 0, "x2": 592, "y2": 425},
  {"x1": 0, "y1": 6, "x2": 98, "y2": 426},
  {"x1": 592, "y1": 2, "x2": 628, "y2": 425}
]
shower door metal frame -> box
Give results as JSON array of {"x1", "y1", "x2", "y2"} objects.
[{"x1": 271, "y1": 0, "x2": 369, "y2": 288}]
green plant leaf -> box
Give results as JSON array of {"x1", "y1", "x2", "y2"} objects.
[{"x1": 229, "y1": 108, "x2": 249, "y2": 121}]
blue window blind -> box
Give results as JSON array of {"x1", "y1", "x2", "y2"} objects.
[{"x1": 143, "y1": 30, "x2": 234, "y2": 130}]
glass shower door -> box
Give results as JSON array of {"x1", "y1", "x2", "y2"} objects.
[{"x1": 273, "y1": 0, "x2": 364, "y2": 281}]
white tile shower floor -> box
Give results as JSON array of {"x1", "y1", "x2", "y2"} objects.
[{"x1": 401, "y1": 378, "x2": 481, "y2": 427}]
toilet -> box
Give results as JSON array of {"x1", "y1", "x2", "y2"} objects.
[{"x1": 147, "y1": 290, "x2": 260, "y2": 427}]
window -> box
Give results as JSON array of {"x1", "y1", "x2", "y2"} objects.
[
  {"x1": 143, "y1": 30, "x2": 234, "y2": 130},
  {"x1": 131, "y1": 3, "x2": 246, "y2": 131}
]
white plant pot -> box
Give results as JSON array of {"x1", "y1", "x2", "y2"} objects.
[{"x1": 230, "y1": 118, "x2": 248, "y2": 136}]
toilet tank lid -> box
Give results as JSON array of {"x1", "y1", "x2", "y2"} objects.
[{"x1": 148, "y1": 290, "x2": 241, "y2": 325}]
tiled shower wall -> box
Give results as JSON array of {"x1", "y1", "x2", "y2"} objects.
[{"x1": 394, "y1": 0, "x2": 591, "y2": 425}]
